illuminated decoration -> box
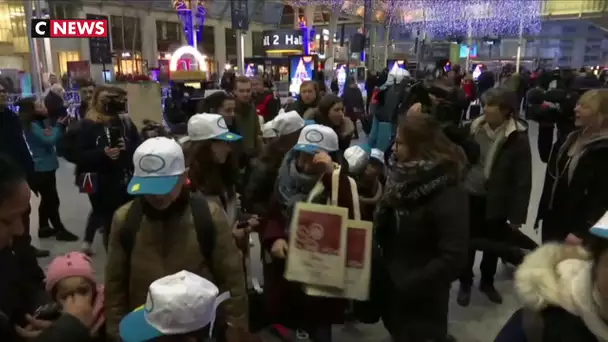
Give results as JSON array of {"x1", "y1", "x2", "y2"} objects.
[
  {"x1": 298, "y1": 16, "x2": 309, "y2": 55},
  {"x1": 391, "y1": 0, "x2": 542, "y2": 36},
  {"x1": 172, "y1": 0, "x2": 207, "y2": 48},
  {"x1": 169, "y1": 45, "x2": 207, "y2": 81},
  {"x1": 289, "y1": 0, "x2": 540, "y2": 36}
]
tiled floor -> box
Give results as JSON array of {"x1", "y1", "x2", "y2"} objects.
[{"x1": 31, "y1": 122, "x2": 546, "y2": 341}]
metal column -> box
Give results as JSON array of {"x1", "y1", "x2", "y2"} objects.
[
  {"x1": 26, "y1": 0, "x2": 43, "y2": 95},
  {"x1": 236, "y1": 30, "x2": 245, "y2": 75},
  {"x1": 465, "y1": 19, "x2": 473, "y2": 72},
  {"x1": 515, "y1": 17, "x2": 524, "y2": 73}
]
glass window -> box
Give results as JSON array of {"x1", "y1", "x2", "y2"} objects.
[
  {"x1": 57, "y1": 51, "x2": 80, "y2": 75},
  {"x1": 225, "y1": 28, "x2": 237, "y2": 59},
  {"x1": 110, "y1": 15, "x2": 123, "y2": 50},
  {"x1": 201, "y1": 25, "x2": 214, "y2": 55},
  {"x1": 50, "y1": 3, "x2": 76, "y2": 20},
  {"x1": 123, "y1": 16, "x2": 141, "y2": 51},
  {"x1": 252, "y1": 31, "x2": 264, "y2": 56}
]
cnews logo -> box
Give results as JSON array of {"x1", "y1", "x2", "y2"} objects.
[{"x1": 31, "y1": 19, "x2": 108, "y2": 38}]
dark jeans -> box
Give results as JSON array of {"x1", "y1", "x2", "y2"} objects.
[
  {"x1": 460, "y1": 195, "x2": 538, "y2": 287},
  {"x1": 83, "y1": 209, "x2": 112, "y2": 248},
  {"x1": 87, "y1": 191, "x2": 129, "y2": 250},
  {"x1": 32, "y1": 171, "x2": 65, "y2": 231}
]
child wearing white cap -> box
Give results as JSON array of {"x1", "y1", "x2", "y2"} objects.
[
  {"x1": 241, "y1": 110, "x2": 307, "y2": 214},
  {"x1": 343, "y1": 145, "x2": 385, "y2": 221},
  {"x1": 119, "y1": 270, "x2": 231, "y2": 342},
  {"x1": 260, "y1": 124, "x2": 359, "y2": 331}
]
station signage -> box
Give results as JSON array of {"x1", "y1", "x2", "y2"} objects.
[{"x1": 262, "y1": 29, "x2": 303, "y2": 53}]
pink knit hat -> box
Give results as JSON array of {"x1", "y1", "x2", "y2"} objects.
[{"x1": 45, "y1": 252, "x2": 96, "y2": 292}]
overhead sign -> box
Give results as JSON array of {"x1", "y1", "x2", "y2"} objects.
[
  {"x1": 85, "y1": 14, "x2": 112, "y2": 65},
  {"x1": 263, "y1": 29, "x2": 303, "y2": 53},
  {"x1": 230, "y1": 0, "x2": 249, "y2": 30}
]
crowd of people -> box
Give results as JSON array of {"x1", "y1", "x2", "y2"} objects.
[{"x1": 0, "y1": 61, "x2": 607, "y2": 342}]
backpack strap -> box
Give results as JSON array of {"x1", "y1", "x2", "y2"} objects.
[
  {"x1": 347, "y1": 176, "x2": 361, "y2": 221},
  {"x1": 121, "y1": 194, "x2": 215, "y2": 269},
  {"x1": 120, "y1": 199, "x2": 144, "y2": 259},
  {"x1": 189, "y1": 192, "x2": 216, "y2": 264}
]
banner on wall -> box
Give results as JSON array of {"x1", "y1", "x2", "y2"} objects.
[
  {"x1": 230, "y1": 0, "x2": 249, "y2": 30},
  {"x1": 67, "y1": 61, "x2": 91, "y2": 80}
]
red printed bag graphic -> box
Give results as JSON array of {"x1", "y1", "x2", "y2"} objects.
[
  {"x1": 284, "y1": 202, "x2": 348, "y2": 289},
  {"x1": 294, "y1": 210, "x2": 342, "y2": 255}
]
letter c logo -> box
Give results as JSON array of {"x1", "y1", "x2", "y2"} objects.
[{"x1": 35, "y1": 21, "x2": 47, "y2": 35}]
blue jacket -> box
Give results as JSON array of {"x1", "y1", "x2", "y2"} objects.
[
  {"x1": 25, "y1": 121, "x2": 64, "y2": 172},
  {"x1": 0, "y1": 106, "x2": 34, "y2": 177}
]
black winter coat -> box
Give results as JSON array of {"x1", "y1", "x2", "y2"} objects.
[
  {"x1": 60, "y1": 117, "x2": 139, "y2": 212},
  {"x1": 0, "y1": 106, "x2": 34, "y2": 178},
  {"x1": 0, "y1": 240, "x2": 47, "y2": 341},
  {"x1": 32, "y1": 315, "x2": 93, "y2": 342},
  {"x1": 537, "y1": 131, "x2": 608, "y2": 242},
  {"x1": 465, "y1": 117, "x2": 532, "y2": 224},
  {"x1": 496, "y1": 307, "x2": 599, "y2": 342},
  {"x1": 374, "y1": 165, "x2": 469, "y2": 340}
]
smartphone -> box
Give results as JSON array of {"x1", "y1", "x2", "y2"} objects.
[{"x1": 108, "y1": 126, "x2": 122, "y2": 148}]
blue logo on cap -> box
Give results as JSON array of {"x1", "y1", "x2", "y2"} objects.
[
  {"x1": 139, "y1": 154, "x2": 166, "y2": 173},
  {"x1": 217, "y1": 117, "x2": 228, "y2": 129},
  {"x1": 304, "y1": 130, "x2": 324, "y2": 143}
]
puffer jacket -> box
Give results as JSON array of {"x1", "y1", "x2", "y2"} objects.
[
  {"x1": 104, "y1": 196, "x2": 249, "y2": 339},
  {"x1": 496, "y1": 243, "x2": 606, "y2": 342}
]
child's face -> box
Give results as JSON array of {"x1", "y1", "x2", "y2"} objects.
[
  {"x1": 54, "y1": 276, "x2": 95, "y2": 303},
  {"x1": 363, "y1": 163, "x2": 379, "y2": 181}
]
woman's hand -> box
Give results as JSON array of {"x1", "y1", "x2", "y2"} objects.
[
  {"x1": 271, "y1": 239, "x2": 288, "y2": 259},
  {"x1": 407, "y1": 103, "x2": 422, "y2": 116},
  {"x1": 313, "y1": 152, "x2": 334, "y2": 174},
  {"x1": 565, "y1": 233, "x2": 583, "y2": 246},
  {"x1": 15, "y1": 314, "x2": 53, "y2": 340}
]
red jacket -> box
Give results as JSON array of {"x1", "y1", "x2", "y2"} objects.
[
  {"x1": 255, "y1": 93, "x2": 275, "y2": 119},
  {"x1": 462, "y1": 80, "x2": 476, "y2": 101}
]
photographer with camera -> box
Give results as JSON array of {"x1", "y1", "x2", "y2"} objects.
[{"x1": 60, "y1": 86, "x2": 140, "y2": 251}]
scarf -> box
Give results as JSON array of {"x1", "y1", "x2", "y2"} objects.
[
  {"x1": 276, "y1": 150, "x2": 320, "y2": 228},
  {"x1": 481, "y1": 122, "x2": 508, "y2": 179},
  {"x1": 381, "y1": 155, "x2": 457, "y2": 210}
]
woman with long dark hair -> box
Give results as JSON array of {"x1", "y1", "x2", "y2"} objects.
[
  {"x1": 20, "y1": 97, "x2": 78, "y2": 241},
  {"x1": 375, "y1": 113, "x2": 469, "y2": 341},
  {"x1": 198, "y1": 91, "x2": 237, "y2": 130},
  {"x1": 182, "y1": 114, "x2": 241, "y2": 224},
  {"x1": 305, "y1": 94, "x2": 355, "y2": 153},
  {"x1": 242, "y1": 111, "x2": 306, "y2": 215}
]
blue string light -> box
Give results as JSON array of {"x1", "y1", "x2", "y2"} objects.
[
  {"x1": 177, "y1": 9, "x2": 195, "y2": 46},
  {"x1": 288, "y1": 0, "x2": 541, "y2": 37}
]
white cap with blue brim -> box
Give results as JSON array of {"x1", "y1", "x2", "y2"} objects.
[{"x1": 293, "y1": 124, "x2": 339, "y2": 155}]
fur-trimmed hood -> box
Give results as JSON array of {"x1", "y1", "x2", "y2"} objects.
[{"x1": 516, "y1": 243, "x2": 608, "y2": 340}]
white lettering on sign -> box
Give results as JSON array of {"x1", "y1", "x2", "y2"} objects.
[{"x1": 262, "y1": 32, "x2": 302, "y2": 49}]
